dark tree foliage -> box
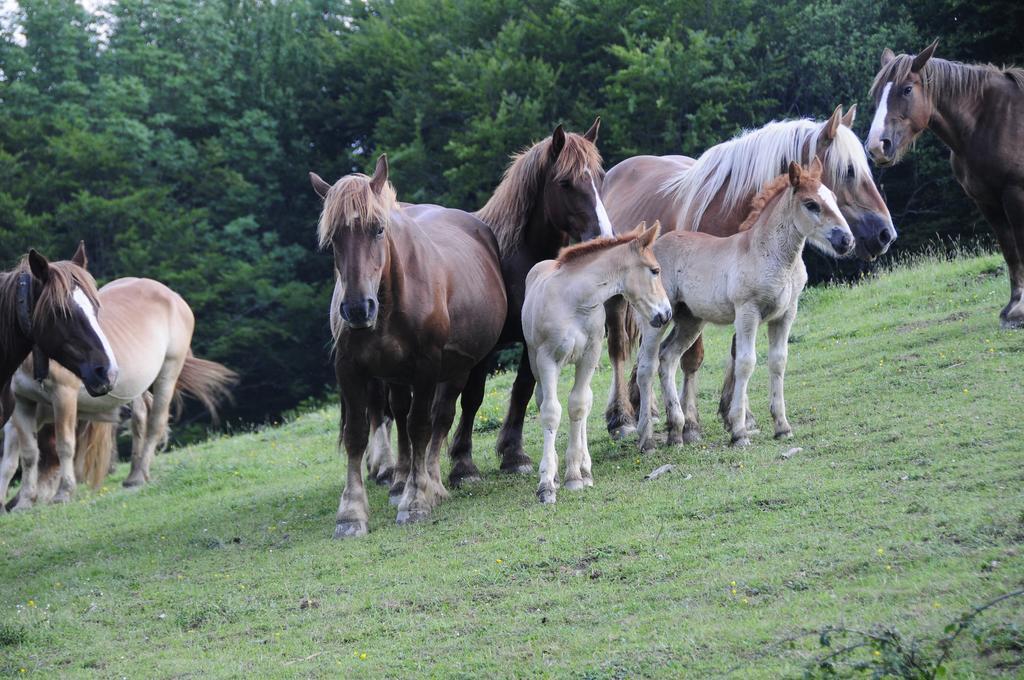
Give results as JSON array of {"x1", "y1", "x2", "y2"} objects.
[{"x1": 0, "y1": 0, "x2": 1018, "y2": 432}]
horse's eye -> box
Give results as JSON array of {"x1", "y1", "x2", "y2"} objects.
[
  {"x1": 558, "y1": 179, "x2": 573, "y2": 189},
  {"x1": 846, "y1": 164, "x2": 855, "y2": 178},
  {"x1": 803, "y1": 200, "x2": 821, "y2": 214},
  {"x1": 902, "y1": 85, "x2": 913, "y2": 96},
  {"x1": 374, "y1": 225, "x2": 385, "y2": 239},
  {"x1": 650, "y1": 267, "x2": 660, "y2": 276}
]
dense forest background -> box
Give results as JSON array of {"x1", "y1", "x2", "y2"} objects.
[{"x1": 1, "y1": 0, "x2": 1022, "y2": 432}]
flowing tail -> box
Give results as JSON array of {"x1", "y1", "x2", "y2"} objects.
[
  {"x1": 80, "y1": 421, "x2": 115, "y2": 489},
  {"x1": 173, "y1": 352, "x2": 238, "y2": 425},
  {"x1": 718, "y1": 334, "x2": 737, "y2": 431}
]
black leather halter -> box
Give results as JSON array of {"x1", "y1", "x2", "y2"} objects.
[{"x1": 14, "y1": 271, "x2": 49, "y2": 383}]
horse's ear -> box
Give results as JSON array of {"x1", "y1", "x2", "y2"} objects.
[
  {"x1": 824, "y1": 104, "x2": 842, "y2": 140},
  {"x1": 71, "y1": 240, "x2": 88, "y2": 269},
  {"x1": 912, "y1": 39, "x2": 938, "y2": 73},
  {"x1": 369, "y1": 154, "x2": 389, "y2": 195},
  {"x1": 809, "y1": 157, "x2": 824, "y2": 180},
  {"x1": 551, "y1": 124, "x2": 566, "y2": 158},
  {"x1": 583, "y1": 116, "x2": 600, "y2": 143},
  {"x1": 788, "y1": 161, "x2": 802, "y2": 187},
  {"x1": 841, "y1": 104, "x2": 856, "y2": 127},
  {"x1": 880, "y1": 47, "x2": 896, "y2": 68},
  {"x1": 28, "y1": 249, "x2": 50, "y2": 282},
  {"x1": 309, "y1": 172, "x2": 331, "y2": 199},
  {"x1": 641, "y1": 220, "x2": 661, "y2": 246}
]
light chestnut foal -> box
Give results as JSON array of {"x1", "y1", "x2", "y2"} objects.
[
  {"x1": 635, "y1": 159, "x2": 854, "y2": 451},
  {"x1": 523, "y1": 222, "x2": 672, "y2": 504}
]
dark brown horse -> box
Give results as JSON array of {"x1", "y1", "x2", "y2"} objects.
[
  {"x1": 601, "y1": 109, "x2": 896, "y2": 440},
  {"x1": 867, "y1": 40, "x2": 1024, "y2": 328},
  {"x1": 444, "y1": 119, "x2": 610, "y2": 484},
  {"x1": 0, "y1": 243, "x2": 117, "y2": 424},
  {"x1": 309, "y1": 155, "x2": 507, "y2": 537}
]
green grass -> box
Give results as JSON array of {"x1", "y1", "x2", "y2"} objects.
[{"x1": 2, "y1": 253, "x2": 1023, "y2": 678}]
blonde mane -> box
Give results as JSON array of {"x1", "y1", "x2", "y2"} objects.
[
  {"x1": 871, "y1": 55, "x2": 1024, "y2": 105},
  {"x1": 660, "y1": 119, "x2": 869, "y2": 230},
  {"x1": 317, "y1": 173, "x2": 399, "y2": 248},
  {"x1": 476, "y1": 132, "x2": 603, "y2": 256}
]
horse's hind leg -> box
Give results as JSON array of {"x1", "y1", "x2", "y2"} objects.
[
  {"x1": 395, "y1": 381, "x2": 438, "y2": 524},
  {"x1": 447, "y1": 360, "x2": 487, "y2": 486},
  {"x1": 0, "y1": 421, "x2": 23, "y2": 511},
  {"x1": 636, "y1": 324, "x2": 669, "y2": 453},
  {"x1": 124, "y1": 370, "x2": 177, "y2": 488},
  {"x1": 679, "y1": 335, "x2": 706, "y2": 442},
  {"x1": 495, "y1": 347, "x2": 535, "y2": 474},
  {"x1": 727, "y1": 307, "x2": 760, "y2": 447},
  {"x1": 996, "y1": 189, "x2": 1024, "y2": 328},
  {"x1": 364, "y1": 380, "x2": 395, "y2": 486},
  {"x1": 604, "y1": 295, "x2": 636, "y2": 439},
  {"x1": 9, "y1": 399, "x2": 40, "y2": 511},
  {"x1": 660, "y1": 319, "x2": 703, "y2": 446}
]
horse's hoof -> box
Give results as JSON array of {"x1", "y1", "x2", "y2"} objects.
[
  {"x1": 499, "y1": 453, "x2": 533, "y2": 475},
  {"x1": 333, "y1": 520, "x2": 369, "y2": 539},
  {"x1": 448, "y1": 461, "x2": 482, "y2": 486},
  {"x1": 373, "y1": 467, "x2": 394, "y2": 486},
  {"x1": 563, "y1": 478, "x2": 586, "y2": 492},
  {"x1": 52, "y1": 491, "x2": 71, "y2": 504},
  {"x1": 610, "y1": 424, "x2": 637, "y2": 440},
  {"x1": 537, "y1": 488, "x2": 557, "y2": 504},
  {"x1": 774, "y1": 429, "x2": 794, "y2": 440},
  {"x1": 639, "y1": 438, "x2": 657, "y2": 454},
  {"x1": 10, "y1": 501, "x2": 33, "y2": 512},
  {"x1": 1000, "y1": 315, "x2": 1024, "y2": 330},
  {"x1": 731, "y1": 436, "x2": 751, "y2": 448},
  {"x1": 395, "y1": 508, "x2": 429, "y2": 525},
  {"x1": 667, "y1": 429, "x2": 684, "y2": 446},
  {"x1": 682, "y1": 428, "x2": 702, "y2": 444},
  {"x1": 122, "y1": 476, "x2": 145, "y2": 488},
  {"x1": 583, "y1": 476, "x2": 594, "y2": 488}
]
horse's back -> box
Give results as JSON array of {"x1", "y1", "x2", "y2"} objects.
[{"x1": 604, "y1": 155, "x2": 694, "y2": 235}]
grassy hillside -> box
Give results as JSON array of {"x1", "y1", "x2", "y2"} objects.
[{"x1": 1, "y1": 253, "x2": 1022, "y2": 678}]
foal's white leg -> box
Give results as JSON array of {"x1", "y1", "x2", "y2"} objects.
[
  {"x1": 729, "y1": 307, "x2": 761, "y2": 447},
  {"x1": 636, "y1": 325, "x2": 668, "y2": 453},
  {"x1": 533, "y1": 352, "x2": 562, "y2": 504},
  {"x1": 659, "y1": 320, "x2": 704, "y2": 446},
  {"x1": 565, "y1": 347, "x2": 599, "y2": 491},
  {"x1": 767, "y1": 305, "x2": 798, "y2": 439},
  {"x1": 10, "y1": 400, "x2": 40, "y2": 511},
  {"x1": 51, "y1": 386, "x2": 80, "y2": 503}
]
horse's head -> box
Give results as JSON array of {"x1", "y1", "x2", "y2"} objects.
[
  {"x1": 621, "y1": 221, "x2": 672, "y2": 328},
  {"x1": 22, "y1": 242, "x2": 118, "y2": 396},
  {"x1": 542, "y1": 118, "x2": 613, "y2": 243},
  {"x1": 787, "y1": 159, "x2": 855, "y2": 257},
  {"x1": 311, "y1": 154, "x2": 397, "y2": 331},
  {"x1": 815, "y1": 105, "x2": 897, "y2": 260},
  {"x1": 866, "y1": 40, "x2": 939, "y2": 169}
]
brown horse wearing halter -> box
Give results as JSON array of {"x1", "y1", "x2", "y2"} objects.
[
  {"x1": 601, "y1": 108, "x2": 896, "y2": 441},
  {"x1": 444, "y1": 119, "x2": 610, "y2": 484},
  {"x1": 0, "y1": 242, "x2": 117, "y2": 422},
  {"x1": 867, "y1": 40, "x2": 1024, "y2": 328},
  {"x1": 309, "y1": 154, "x2": 507, "y2": 537}
]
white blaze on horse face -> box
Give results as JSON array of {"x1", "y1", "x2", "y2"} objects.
[
  {"x1": 586, "y1": 170, "x2": 614, "y2": 238},
  {"x1": 868, "y1": 82, "x2": 892, "y2": 151},
  {"x1": 72, "y1": 287, "x2": 118, "y2": 375},
  {"x1": 816, "y1": 184, "x2": 845, "y2": 227}
]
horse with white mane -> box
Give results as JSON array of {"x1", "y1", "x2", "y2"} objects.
[{"x1": 635, "y1": 159, "x2": 853, "y2": 450}]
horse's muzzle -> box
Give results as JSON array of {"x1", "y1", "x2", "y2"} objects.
[
  {"x1": 81, "y1": 362, "x2": 116, "y2": 397},
  {"x1": 650, "y1": 306, "x2": 673, "y2": 328},
  {"x1": 828, "y1": 229, "x2": 855, "y2": 257},
  {"x1": 341, "y1": 298, "x2": 378, "y2": 329}
]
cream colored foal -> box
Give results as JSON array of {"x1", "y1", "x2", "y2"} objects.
[
  {"x1": 636, "y1": 159, "x2": 854, "y2": 450},
  {"x1": 523, "y1": 223, "x2": 672, "y2": 504}
]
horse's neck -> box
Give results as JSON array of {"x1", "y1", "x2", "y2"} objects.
[
  {"x1": 0, "y1": 274, "x2": 31, "y2": 378},
  {"x1": 566, "y1": 249, "x2": 627, "y2": 311},
  {"x1": 523, "y1": 184, "x2": 565, "y2": 261},
  {"x1": 747, "y1": 199, "x2": 806, "y2": 274},
  {"x1": 927, "y1": 75, "x2": 992, "y2": 156}
]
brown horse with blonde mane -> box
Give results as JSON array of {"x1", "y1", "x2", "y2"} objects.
[
  {"x1": 0, "y1": 243, "x2": 117, "y2": 425},
  {"x1": 601, "y1": 108, "x2": 895, "y2": 441},
  {"x1": 443, "y1": 118, "x2": 610, "y2": 484},
  {"x1": 867, "y1": 40, "x2": 1024, "y2": 328},
  {"x1": 309, "y1": 154, "x2": 507, "y2": 537}
]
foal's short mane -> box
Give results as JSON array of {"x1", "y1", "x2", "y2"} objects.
[
  {"x1": 556, "y1": 232, "x2": 639, "y2": 266},
  {"x1": 871, "y1": 55, "x2": 1024, "y2": 104},
  {"x1": 317, "y1": 173, "x2": 399, "y2": 248},
  {"x1": 476, "y1": 132, "x2": 603, "y2": 256},
  {"x1": 660, "y1": 119, "x2": 869, "y2": 230},
  {"x1": 737, "y1": 174, "x2": 793, "y2": 231},
  {"x1": 0, "y1": 258, "x2": 102, "y2": 344}
]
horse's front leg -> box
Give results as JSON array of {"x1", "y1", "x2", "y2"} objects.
[
  {"x1": 767, "y1": 306, "x2": 798, "y2": 439},
  {"x1": 565, "y1": 347, "x2": 599, "y2": 490},
  {"x1": 660, "y1": 318, "x2": 703, "y2": 446},
  {"x1": 333, "y1": 370, "x2": 372, "y2": 538},
  {"x1": 635, "y1": 324, "x2": 668, "y2": 453},
  {"x1": 395, "y1": 380, "x2": 437, "y2": 524},
  {"x1": 10, "y1": 399, "x2": 40, "y2": 511},
  {"x1": 387, "y1": 385, "x2": 412, "y2": 506},
  {"x1": 495, "y1": 347, "x2": 535, "y2": 474},
  {"x1": 531, "y1": 351, "x2": 562, "y2": 504},
  {"x1": 50, "y1": 386, "x2": 79, "y2": 504},
  {"x1": 728, "y1": 307, "x2": 761, "y2": 447}
]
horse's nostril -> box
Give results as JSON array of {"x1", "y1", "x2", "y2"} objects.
[
  {"x1": 881, "y1": 138, "x2": 892, "y2": 154},
  {"x1": 95, "y1": 365, "x2": 108, "y2": 381},
  {"x1": 879, "y1": 229, "x2": 893, "y2": 245}
]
